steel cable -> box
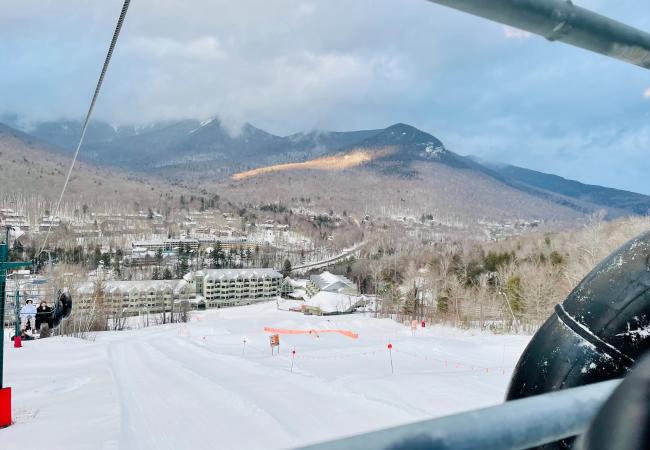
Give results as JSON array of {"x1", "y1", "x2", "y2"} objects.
[{"x1": 38, "y1": 0, "x2": 131, "y2": 256}]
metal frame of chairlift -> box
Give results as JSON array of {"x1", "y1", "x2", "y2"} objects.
[{"x1": 300, "y1": 379, "x2": 621, "y2": 450}]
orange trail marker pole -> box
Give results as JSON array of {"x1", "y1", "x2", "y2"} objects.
[{"x1": 270, "y1": 334, "x2": 280, "y2": 355}]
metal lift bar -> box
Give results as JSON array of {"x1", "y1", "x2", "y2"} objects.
[
  {"x1": 299, "y1": 379, "x2": 621, "y2": 450},
  {"x1": 425, "y1": 0, "x2": 650, "y2": 70}
]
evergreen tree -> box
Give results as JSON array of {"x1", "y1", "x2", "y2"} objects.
[
  {"x1": 506, "y1": 276, "x2": 524, "y2": 314},
  {"x1": 281, "y1": 259, "x2": 292, "y2": 278},
  {"x1": 214, "y1": 241, "x2": 223, "y2": 268},
  {"x1": 162, "y1": 267, "x2": 173, "y2": 280},
  {"x1": 177, "y1": 255, "x2": 189, "y2": 278},
  {"x1": 101, "y1": 252, "x2": 112, "y2": 268},
  {"x1": 93, "y1": 247, "x2": 102, "y2": 268},
  {"x1": 437, "y1": 292, "x2": 450, "y2": 314}
]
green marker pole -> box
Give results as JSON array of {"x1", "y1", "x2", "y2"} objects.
[
  {"x1": 0, "y1": 228, "x2": 8, "y2": 389},
  {"x1": 0, "y1": 227, "x2": 33, "y2": 389}
]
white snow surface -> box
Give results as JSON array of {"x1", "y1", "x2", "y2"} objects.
[{"x1": 3, "y1": 303, "x2": 530, "y2": 450}]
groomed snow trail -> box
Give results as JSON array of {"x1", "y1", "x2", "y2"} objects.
[{"x1": 3, "y1": 303, "x2": 530, "y2": 449}]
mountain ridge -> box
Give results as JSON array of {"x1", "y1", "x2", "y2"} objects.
[{"x1": 4, "y1": 118, "x2": 649, "y2": 218}]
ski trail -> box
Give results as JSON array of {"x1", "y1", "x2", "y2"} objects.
[
  {"x1": 109, "y1": 339, "x2": 295, "y2": 450},
  {"x1": 146, "y1": 335, "x2": 415, "y2": 446}
]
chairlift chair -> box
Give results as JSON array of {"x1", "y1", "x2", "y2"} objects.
[{"x1": 12, "y1": 273, "x2": 73, "y2": 340}]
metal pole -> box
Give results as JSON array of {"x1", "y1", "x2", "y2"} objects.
[
  {"x1": 0, "y1": 228, "x2": 9, "y2": 389},
  {"x1": 1, "y1": 228, "x2": 35, "y2": 388},
  {"x1": 425, "y1": 0, "x2": 650, "y2": 70},
  {"x1": 299, "y1": 379, "x2": 621, "y2": 450}
]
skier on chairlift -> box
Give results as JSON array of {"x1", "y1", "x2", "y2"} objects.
[
  {"x1": 20, "y1": 298, "x2": 37, "y2": 333},
  {"x1": 35, "y1": 300, "x2": 53, "y2": 335}
]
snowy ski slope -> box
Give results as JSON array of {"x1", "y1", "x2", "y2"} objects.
[{"x1": 3, "y1": 303, "x2": 530, "y2": 449}]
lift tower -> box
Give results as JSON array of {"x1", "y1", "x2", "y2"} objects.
[{"x1": 0, "y1": 227, "x2": 33, "y2": 427}]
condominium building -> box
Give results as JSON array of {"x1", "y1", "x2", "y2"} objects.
[
  {"x1": 185, "y1": 268, "x2": 283, "y2": 308},
  {"x1": 76, "y1": 279, "x2": 196, "y2": 315},
  {"x1": 74, "y1": 268, "x2": 283, "y2": 315}
]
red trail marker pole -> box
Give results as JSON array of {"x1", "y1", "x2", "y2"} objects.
[
  {"x1": 387, "y1": 343, "x2": 394, "y2": 374},
  {"x1": 291, "y1": 348, "x2": 296, "y2": 372},
  {"x1": 0, "y1": 387, "x2": 11, "y2": 428}
]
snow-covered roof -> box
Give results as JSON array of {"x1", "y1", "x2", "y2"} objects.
[
  {"x1": 284, "y1": 277, "x2": 308, "y2": 288},
  {"x1": 288, "y1": 291, "x2": 306, "y2": 299},
  {"x1": 201, "y1": 268, "x2": 282, "y2": 281},
  {"x1": 77, "y1": 280, "x2": 182, "y2": 295},
  {"x1": 309, "y1": 271, "x2": 357, "y2": 293},
  {"x1": 304, "y1": 292, "x2": 368, "y2": 314}
]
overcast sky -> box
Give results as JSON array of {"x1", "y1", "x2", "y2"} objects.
[{"x1": 2, "y1": 1, "x2": 649, "y2": 193}]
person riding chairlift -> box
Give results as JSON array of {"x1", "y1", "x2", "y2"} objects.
[
  {"x1": 20, "y1": 298, "x2": 37, "y2": 335},
  {"x1": 35, "y1": 300, "x2": 54, "y2": 332}
]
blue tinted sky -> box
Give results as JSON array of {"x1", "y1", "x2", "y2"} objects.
[{"x1": 1, "y1": 1, "x2": 649, "y2": 193}]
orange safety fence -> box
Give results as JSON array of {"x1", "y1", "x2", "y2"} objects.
[{"x1": 263, "y1": 327, "x2": 359, "y2": 339}]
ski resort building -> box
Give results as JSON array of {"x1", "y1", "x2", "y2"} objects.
[
  {"x1": 75, "y1": 279, "x2": 196, "y2": 315},
  {"x1": 0, "y1": 208, "x2": 30, "y2": 231},
  {"x1": 74, "y1": 268, "x2": 283, "y2": 315},
  {"x1": 184, "y1": 268, "x2": 283, "y2": 307},
  {"x1": 305, "y1": 271, "x2": 358, "y2": 298},
  {"x1": 132, "y1": 237, "x2": 261, "y2": 253}
]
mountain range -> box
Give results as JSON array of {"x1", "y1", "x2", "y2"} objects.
[{"x1": 3, "y1": 117, "x2": 649, "y2": 219}]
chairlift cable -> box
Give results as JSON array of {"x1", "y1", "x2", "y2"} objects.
[{"x1": 38, "y1": 0, "x2": 132, "y2": 257}]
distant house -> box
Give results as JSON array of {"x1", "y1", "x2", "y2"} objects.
[{"x1": 306, "y1": 271, "x2": 358, "y2": 298}]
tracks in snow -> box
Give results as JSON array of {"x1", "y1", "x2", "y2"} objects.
[{"x1": 108, "y1": 331, "x2": 411, "y2": 450}]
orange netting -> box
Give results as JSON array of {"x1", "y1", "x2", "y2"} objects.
[{"x1": 264, "y1": 327, "x2": 359, "y2": 339}]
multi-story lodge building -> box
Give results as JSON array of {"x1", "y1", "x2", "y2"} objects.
[
  {"x1": 0, "y1": 208, "x2": 30, "y2": 231},
  {"x1": 185, "y1": 268, "x2": 283, "y2": 307},
  {"x1": 132, "y1": 237, "x2": 261, "y2": 253},
  {"x1": 76, "y1": 279, "x2": 196, "y2": 315},
  {"x1": 75, "y1": 268, "x2": 283, "y2": 315}
]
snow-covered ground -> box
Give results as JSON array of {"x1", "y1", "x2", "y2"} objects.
[{"x1": 3, "y1": 303, "x2": 530, "y2": 450}]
